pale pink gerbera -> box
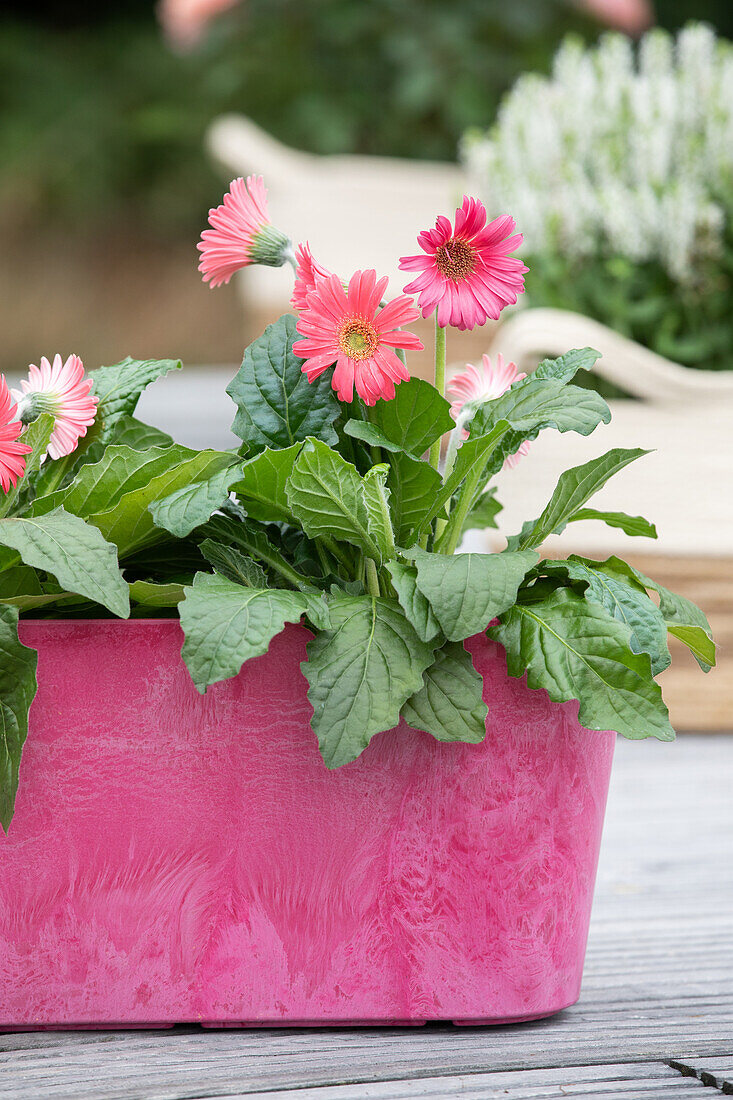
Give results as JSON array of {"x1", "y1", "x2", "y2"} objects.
[
  {"x1": 13, "y1": 355, "x2": 98, "y2": 461},
  {"x1": 158, "y1": 0, "x2": 240, "y2": 51},
  {"x1": 290, "y1": 242, "x2": 333, "y2": 311},
  {"x1": 198, "y1": 176, "x2": 291, "y2": 288},
  {"x1": 399, "y1": 197, "x2": 528, "y2": 331},
  {"x1": 447, "y1": 353, "x2": 530, "y2": 469},
  {"x1": 293, "y1": 270, "x2": 424, "y2": 405},
  {"x1": 0, "y1": 376, "x2": 31, "y2": 493}
]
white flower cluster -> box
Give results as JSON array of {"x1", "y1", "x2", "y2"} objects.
[{"x1": 461, "y1": 24, "x2": 733, "y2": 286}]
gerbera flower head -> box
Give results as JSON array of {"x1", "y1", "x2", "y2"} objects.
[
  {"x1": 293, "y1": 270, "x2": 424, "y2": 406},
  {"x1": 13, "y1": 354, "x2": 98, "y2": 461},
  {"x1": 197, "y1": 176, "x2": 292, "y2": 288},
  {"x1": 447, "y1": 353, "x2": 530, "y2": 470},
  {"x1": 0, "y1": 375, "x2": 32, "y2": 493},
  {"x1": 290, "y1": 242, "x2": 333, "y2": 311},
  {"x1": 399, "y1": 197, "x2": 528, "y2": 331}
]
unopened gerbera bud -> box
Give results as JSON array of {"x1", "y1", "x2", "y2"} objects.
[
  {"x1": 12, "y1": 354, "x2": 98, "y2": 460},
  {"x1": 197, "y1": 175, "x2": 293, "y2": 287}
]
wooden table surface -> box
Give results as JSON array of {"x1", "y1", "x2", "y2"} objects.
[{"x1": 2, "y1": 735, "x2": 731, "y2": 1100}]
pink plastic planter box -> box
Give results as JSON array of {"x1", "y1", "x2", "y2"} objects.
[{"x1": 0, "y1": 620, "x2": 615, "y2": 1029}]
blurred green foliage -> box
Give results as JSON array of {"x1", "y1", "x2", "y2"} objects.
[{"x1": 0, "y1": 0, "x2": 597, "y2": 236}]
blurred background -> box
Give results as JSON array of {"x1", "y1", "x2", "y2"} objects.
[{"x1": 1, "y1": 0, "x2": 731, "y2": 726}]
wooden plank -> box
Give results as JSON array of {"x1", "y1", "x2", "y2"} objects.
[{"x1": 669, "y1": 1058, "x2": 733, "y2": 1093}]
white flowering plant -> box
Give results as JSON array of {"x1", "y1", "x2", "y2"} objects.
[
  {"x1": 0, "y1": 181, "x2": 715, "y2": 833},
  {"x1": 462, "y1": 24, "x2": 733, "y2": 373}
]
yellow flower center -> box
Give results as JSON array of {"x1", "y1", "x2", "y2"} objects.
[
  {"x1": 435, "y1": 237, "x2": 476, "y2": 282},
  {"x1": 338, "y1": 318, "x2": 380, "y2": 360}
]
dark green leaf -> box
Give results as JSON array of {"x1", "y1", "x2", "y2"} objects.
[
  {"x1": 199, "y1": 540, "x2": 269, "y2": 588},
  {"x1": 386, "y1": 453, "x2": 443, "y2": 546},
  {"x1": 385, "y1": 560, "x2": 442, "y2": 643},
  {"x1": 344, "y1": 378, "x2": 454, "y2": 458},
  {"x1": 149, "y1": 462, "x2": 243, "y2": 538},
  {"x1": 303, "y1": 595, "x2": 435, "y2": 767},
  {"x1": 233, "y1": 444, "x2": 302, "y2": 524},
  {"x1": 128, "y1": 580, "x2": 185, "y2": 608},
  {"x1": 460, "y1": 487, "x2": 502, "y2": 535},
  {"x1": 401, "y1": 641, "x2": 487, "y2": 744},
  {"x1": 89, "y1": 356, "x2": 182, "y2": 444},
  {"x1": 490, "y1": 588, "x2": 675, "y2": 741},
  {"x1": 0, "y1": 414, "x2": 54, "y2": 519},
  {"x1": 0, "y1": 606, "x2": 38, "y2": 833},
  {"x1": 227, "y1": 314, "x2": 340, "y2": 452},
  {"x1": 110, "y1": 415, "x2": 174, "y2": 451}
]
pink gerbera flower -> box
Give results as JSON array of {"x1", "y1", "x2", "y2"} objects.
[
  {"x1": 399, "y1": 197, "x2": 528, "y2": 331},
  {"x1": 447, "y1": 353, "x2": 530, "y2": 469},
  {"x1": 293, "y1": 270, "x2": 424, "y2": 405},
  {"x1": 13, "y1": 355, "x2": 98, "y2": 461},
  {"x1": 198, "y1": 176, "x2": 291, "y2": 288},
  {"x1": 0, "y1": 375, "x2": 32, "y2": 493},
  {"x1": 290, "y1": 242, "x2": 333, "y2": 311}
]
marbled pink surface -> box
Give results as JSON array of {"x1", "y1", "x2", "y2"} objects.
[{"x1": 0, "y1": 621, "x2": 615, "y2": 1027}]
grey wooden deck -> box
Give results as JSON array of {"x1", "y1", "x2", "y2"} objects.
[{"x1": 2, "y1": 735, "x2": 731, "y2": 1100}]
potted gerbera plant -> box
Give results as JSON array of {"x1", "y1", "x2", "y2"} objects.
[{"x1": 0, "y1": 178, "x2": 714, "y2": 1028}]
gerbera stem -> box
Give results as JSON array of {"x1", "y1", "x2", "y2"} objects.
[
  {"x1": 365, "y1": 558, "x2": 381, "y2": 598},
  {"x1": 429, "y1": 318, "x2": 447, "y2": 471}
]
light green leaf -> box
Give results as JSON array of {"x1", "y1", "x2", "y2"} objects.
[
  {"x1": 460, "y1": 487, "x2": 502, "y2": 535},
  {"x1": 490, "y1": 587, "x2": 675, "y2": 741},
  {"x1": 566, "y1": 508, "x2": 657, "y2": 539},
  {"x1": 199, "y1": 539, "x2": 269, "y2": 588},
  {"x1": 0, "y1": 606, "x2": 38, "y2": 833},
  {"x1": 180, "y1": 571, "x2": 324, "y2": 692},
  {"x1": 286, "y1": 439, "x2": 381, "y2": 560},
  {"x1": 385, "y1": 560, "x2": 442, "y2": 643},
  {"x1": 228, "y1": 314, "x2": 340, "y2": 452},
  {"x1": 303, "y1": 595, "x2": 435, "y2": 767},
  {"x1": 128, "y1": 580, "x2": 185, "y2": 608},
  {"x1": 401, "y1": 641, "x2": 487, "y2": 744},
  {"x1": 407, "y1": 547, "x2": 538, "y2": 641},
  {"x1": 232, "y1": 443, "x2": 302, "y2": 524},
  {"x1": 149, "y1": 462, "x2": 243, "y2": 538},
  {"x1": 362, "y1": 464, "x2": 396, "y2": 560},
  {"x1": 533, "y1": 347, "x2": 601, "y2": 384},
  {"x1": 417, "y1": 420, "x2": 512, "y2": 536},
  {"x1": 517, "y1": 449, "x2": 650, "y2": 550},
  {"x1": 540, "y1": 556, "x2": 670, "y2": 675},
  {"x1": 344, "y1": 378, "x2": 454, "y2": 458},
  {"x1": 386, "y1": 453, "x2": 443, "y2": 545},
  {"x1": 0, "y1": 508, "x2": 129, "y2": 617},
  {"x1": 0, "y1": 414, "x2": 55, "y2": 519}
]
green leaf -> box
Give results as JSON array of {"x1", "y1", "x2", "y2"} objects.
[
  {"x1": 0, "y1": 414, "x2": 54, "y2": 519},
  {"x1": 201, "y1": 516, "x2": 317, "y2": 593},
  {"x1": 517, "y1": 449, "x2": 650, "y2": 550},
  {"x1": 386, "y1": 453, "x2": 443, "y2": 545},
  {"x1": 83, "y1": 451, "x2": 234, "y2": 557},
  {"x1": 533, "y1": 347, "x2": 601, "y2": 384},
  {"x1": 417, "y1": 420, "x2": 512, "y2": 536},
  {"x1": 0, "y1": 606, "x2": 38, "y2": 833},
  {"x1": 110, "y1": 415, "x2": 174, "y2": 451},
  {"x1": 460, "y1": 487, "x2": 502, "y2": 535},
  {"x1": 540, "y1": 556, "x2": 671, "y2": 676},
  {"x1": 362, "y1": 464, "x2": 396, "y2": 560},
  {"x1": 469, "y1": 378, "x2": 611, "y2": 478},
  {"x1": 0, "y1": 508, "x2": 129, "y2": 617},
  {"x1": 0, "y1": 567, "x2": 71, "y2": 611},
  {"x1": 180, "y1": 571, "x2": 325, "y2": 692},
  {"x1": 128, "y1": 580, "x2": 185, "y2": 608},
  {"x1": 303, "y1": 595, "x2": 435, "y2": 767},
  {"x1": 149, "y1": 462, "x2": 243, "y2": 538},
  {"x1": 286, "y1": 439, "x2": 382, "y2": 560},
  {"x1": 32, "y1": 444, "x2": 201, "y2": 518},
  {"x1": 344, "y1": 378, "x2": 454, "y2": 458},
  {"x1": 566, "y1": 508, "x2": 657, "y2": 540},
  {"x1": 401, "y1": 641, "x2": 487, "y2": 744},
  {"x1": 232, "y1": 444, "x2": 302, "y2": 524},
  {"x1": 604, "y1": 557, "x2": 716, "y2": 672},
  {"x1": 199, "y1": 539, "x2": 269, "y2": 588},
  {"x1": 227, "y1": 314, "x2": 340, "y2": 452},
  {"x1": 385, "y1": 560, "x2": 441, "y2": 643},
  {"x1": 89, "y1": 356, "x2": 182, "y2": 443},
  {"x1": 407, "y1": 547, "x2": 538, "y2": 641},
  {"x1": 490, "y1": 588, "x2": 675, "y2": 741}
]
